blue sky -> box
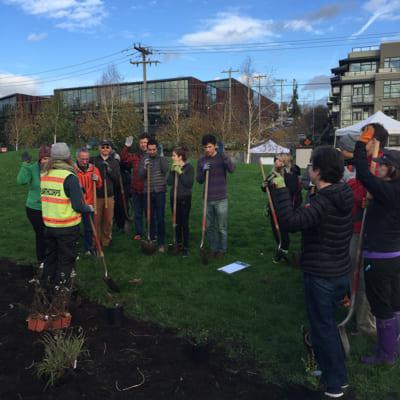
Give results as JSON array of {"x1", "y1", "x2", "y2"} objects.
[{"x1": 1, "y1": 0, "x2": 400, "y2": 105}]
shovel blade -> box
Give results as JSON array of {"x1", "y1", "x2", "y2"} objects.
[
  {"x1": 103, "y1": 276, "x2": 120, "y2": 293},
  {"x1": 168, "y1": 243, "x2": 180, "y2": 256},
  {"x1": 141, "y1": 240, "x2": 157, "y2": 255}
]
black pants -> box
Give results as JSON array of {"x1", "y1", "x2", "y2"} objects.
[
  {"x1": 269, "y1": 206, "x2": 290, "y2": 251},
  {"x1": 114, "y1": 186, "x2": 126, "y2": 230},
  {"x1": 171, "y1": 195, "x2": 191, "y2": 248},
  {"x1": 43, "y1": 225, "x2": 79, "y2": 289},
  {"x1": 364, "y1": 256, "x2": 400, "y2": 319},
  {"x1": 26, "y1": 207, "x2": 46, "y2": 263}
]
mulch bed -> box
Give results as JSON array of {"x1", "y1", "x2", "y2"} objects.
[{"x1": 0, "y1": 258, "x2": 344, "y2": 399}]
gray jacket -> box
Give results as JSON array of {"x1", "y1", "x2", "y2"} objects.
[{"x1": 139, "y1": 154, "x2": 169, "y2": 193}]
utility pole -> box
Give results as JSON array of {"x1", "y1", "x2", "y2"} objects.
[
  {"x1": 253, "y1": 74, "x2": 266, "y2": 135},
  {"x1": 312, "y1": 91, "x2": 316, "y2": 140},
  {"x1": 275, "y1": 79, "x2": 285, "y2": 126},
  {"x1": 221, "y1": 68, "x2": 239, "y2": 132},
  {"x1": 130, "y1": 44, "x2": 160, "y2": 134}
]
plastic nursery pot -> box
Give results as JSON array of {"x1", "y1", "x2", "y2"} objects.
[
  {"x1": 26, "y1": 314, "x2": 49, "y2": 332},
  {"x1": 105, "y1": 305, "x2": 124, "y2": 326},
  {"x1": 50, "y1": 313, "x2": 72, "y2": 330}
]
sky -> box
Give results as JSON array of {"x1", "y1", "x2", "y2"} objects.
[{"x1": 1, "y1": 0, "x2": 400, "y2": 105}]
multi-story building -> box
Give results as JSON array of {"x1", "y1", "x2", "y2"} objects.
[
  {"x1": 328, "y1": 41, "x2": 400, "y2": 145},
  {"x1": 55, "y1": 76, "x2": 277, "y2": 135}
]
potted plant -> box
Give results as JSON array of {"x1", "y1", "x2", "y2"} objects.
[
  {"x1": 48, "y1": 287, "x2": 72, "y2": 330},
  {"x1": 27, "y1": 286, "x2": 51, "y2": 332}
]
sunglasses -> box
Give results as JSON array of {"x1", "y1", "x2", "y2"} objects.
[{"x1": 101, "y1": 145, "x2": 111, "y2": 149}]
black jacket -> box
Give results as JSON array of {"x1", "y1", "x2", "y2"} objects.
[
  {"x1": 273, "y1": 182, "x2": 353, "y2": 277},
  {"x1": 91, "y1": 155, "x2": 121, "y2": 198},
  {"x1": 167, "y1": 163, "x2": 194, "y2": 200},
  {"x1": 354, "y1": 141, "x2": 400, "y2": 253}
]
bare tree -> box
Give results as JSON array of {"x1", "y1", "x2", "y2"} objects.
[
  {"x1": 6, "y1": 105, "x2": 35, "y2": 150},
  {"x1": 97, "y1": 64, "x2": 123, "y2": 140}
]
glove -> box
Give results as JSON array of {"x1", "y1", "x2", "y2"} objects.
[
  {"x1": 21, "y1": 151, "x2": 31, "y2": 163},
  {"x1": 271, "y1": 171, "x2": 286, "y2": 189},
  {"x1": 261, "y1": 180, "x2": 268, "y2": 193},
  {"x1": 359, "y1": 125, "x2": 375, "y2": 144},
  {"x1": 125, "y1": 136, "x2": 134, "y2": 147},
  {"x1": 202, "y1": 162, "x2": 211, "y2": 171},
  {"x1": 91, "y1": 173, "x2": 99, "y2": 182},
  {"x1": 86, "y1": 205, "x2": 94, "y2": 213},
  {"x1": 102, "y1": 161, "x2": 112, "y2": 174},
  {"x1": 172, "y1": 164, "x2": 183, "y2": 175}
]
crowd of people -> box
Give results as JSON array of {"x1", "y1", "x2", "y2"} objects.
[{"x1": 16, "y1": 123, "x2": 400, "y2": 399}]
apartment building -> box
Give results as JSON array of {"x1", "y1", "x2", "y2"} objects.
[{"x1": 329, "y1": 41, "x2": 400, "y2": 146}]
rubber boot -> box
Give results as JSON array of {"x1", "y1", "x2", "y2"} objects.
[
  {"x1": 361, "y1": 317, "x2": 397, "y2": 365},
  {"x1": 394, "y1": 311, "x2": 400, "y2": 356}
]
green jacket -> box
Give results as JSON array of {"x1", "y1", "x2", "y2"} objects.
[{"x1": 17, "y1": 162, "x2": 42, "y2": 211}]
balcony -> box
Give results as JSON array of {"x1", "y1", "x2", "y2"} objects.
[
  {"x1": 351, "y1": 94, "x2": 374, "y2": 104},
  {"x1": 342, "y1": 71, "x2": 375, "y2": 81}
]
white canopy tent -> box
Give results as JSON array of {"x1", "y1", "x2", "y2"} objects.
[
  {"x1": 334, "y1": 111, "x2": 400, "y2": 146},
  {"x1": 250, "y1": 139, "x2": 290, "y2": 154}
]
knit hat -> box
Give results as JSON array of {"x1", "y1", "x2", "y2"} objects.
[
  {"x1": 338, "y1": 135, "x2": 357, "y2": 153},
  {"x1": 51, "y1": 142, "x2": 70, "y2": 160},
  {"x1": 38, "y1": 145, "x2": 51, "y2": 160}
]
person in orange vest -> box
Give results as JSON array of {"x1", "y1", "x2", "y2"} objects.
[
  {"x1": 40, "y1": 142, "x2": 93, "y2": 299},
  {"x1": 75, "y1": 147, "x2": 102, "y2": 256}
]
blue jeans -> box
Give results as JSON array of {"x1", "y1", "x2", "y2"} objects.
[
  {"x1": 131, "y1": 192, "x2": 145, "y2": 236},
  {"x1": 144, "y1": 191, "x2": 166, "y2": 245},
  {"x1": 206, "y1": 198, "x2": 228, "y2": 253},
  {"x1": 303, "y1": 273, "x2": 349, "y2": 392},
  {"x1": 81, "y1": 212, "x2": 94, "y2": 251}
]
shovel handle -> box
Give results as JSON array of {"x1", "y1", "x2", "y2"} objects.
[
  {"x1": 93, "y1": 180, "x2": 97, "y2": 215},
  {"x1": 200, "y1": 170, "x2": 209, "y2": 247},
  {"x1": 172, "y1": 173, "x2": 179, "y2": 243},
  {"x1": 146, "y1": 163, "x2": 151, "y2": 241}
]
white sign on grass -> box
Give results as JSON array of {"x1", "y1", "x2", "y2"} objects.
[{"x1": 218, "y1": 261, "x2": 250, "y2": 274}]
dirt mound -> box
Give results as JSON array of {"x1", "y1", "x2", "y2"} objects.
[{"x1": 0, "y1": 258, "x2": 322, "y2": 400}]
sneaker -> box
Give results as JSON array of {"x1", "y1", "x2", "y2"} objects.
[
  {"x1": 182, "y1": 248, "x2": 189, "y2": 257},
  {"x1": 341, "y1": 384, "x2": 349, "y2": 390},
  {"x1": 133, "y1": 234, "x2": 141, "y2": 241},
  {"x1": 70, "y1": 269, "x2": 77, "y2": 278},
  {"x1": 84, "y1": 251, "x2": 92, "y2": 256},
  {"x1": 158, "y1": 245, "x2": 165, "y2": 253},
  {"x1": 324, "y1": 389, "x2": 344, "y2": 398}
]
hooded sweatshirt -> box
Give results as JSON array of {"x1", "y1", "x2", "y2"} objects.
[{"x1": 273, "y1": 182, "x2": 354, "y2": 278}]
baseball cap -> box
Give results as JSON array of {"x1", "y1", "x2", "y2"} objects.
[
  {"x1": 372, "y1": 149, "x2": 400, "y2": 169},
  {"x1": 99, "y1": 139, "x2": 112, "y2": 147}
]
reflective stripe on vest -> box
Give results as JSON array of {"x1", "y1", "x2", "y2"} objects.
[{"x1": 41, "y1": 169, "x2": 82, "y2": 228}]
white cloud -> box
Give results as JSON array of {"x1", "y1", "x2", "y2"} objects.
[
  {"x1": 27, "y1": 32, "x2": 48, "y2": 41},
  {"x1": 302, "y1": 75, "x2": 331, "y2": 91},
  {"x1": 180, "y1": 13, "x2": 277, "y2": 45},
  {"x1": 284, "y1": 19, "x2": 314, "y2": 32},
  {"x1": 5, "y1": 0, "x2": 107, "y2": 31},
  {"x1": 353, "y1": 0, "x2": 400, "y2": 36},
  {"x1": 0, "y1": 73, "x2": 39, "y2": 98}
]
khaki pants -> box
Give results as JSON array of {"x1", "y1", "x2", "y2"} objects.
[
  {"x1": 350, "y1": 233, "x2": 376, "y2": 335},
  {"x1": 95, "y1": 196, "x2": 115, "y2": 247}
]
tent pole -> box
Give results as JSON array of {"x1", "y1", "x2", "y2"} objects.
[{"x1": 333, "y1": 133, "x2": 337, "y2": 148}]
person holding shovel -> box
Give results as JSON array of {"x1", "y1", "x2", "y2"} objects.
[
  {"x1": 121, "y1": 133, "x2": 149, "y2": 240},
  {"x1": 353, "y1": 124, "x2": 400, "y2": 366},
  {"x1": 167, "y1": 147, "x2": 194, "y2": 257},
  {"x1": 139, "y1": 138, "x2": 169, "y2": 253},
  {"x1": 75, "y1": 147, "x2": 103, "y2": 256},
  {"x1": 91, "y1": 139, "x2": 121, "y2": 247},
  {"x1": 17, "y1": 145, "x2": 50, "y2": 267},
  {"x1": 261, "y1": 153, "x2": 300, "y2": 263},
  {"x1": 40, "y1": 143, "x2": 93, "y2": 305},
  {"x1": 196, "y1": 134, "x2": 235, "y2": 258},
  {"x1": 272, "y1": 146, "x2": 353, "y2": 398}
]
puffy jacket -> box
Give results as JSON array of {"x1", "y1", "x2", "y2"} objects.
[
  {"x1": 74, "y1": 163, "x2": 103, "y2": 206},
  {"x1": 354, "y1": 141, "x2": 400, "y2": 253},
  {"x1": 139, "y1": 154, "x2": 169, "y2": 193},
  {"x1": 120, "y1": 146, "x2": 145, "y2": 193},
  {"x1": 273, "y1": 182, "x2": 353, "y2": 278}
]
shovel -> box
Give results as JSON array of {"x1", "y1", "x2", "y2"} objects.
[
  {"x1": 337, "y1": 140, "x2": 379, "y2": 357},
  {"x1": 87, "y1": 206, "x2": 120, "y2": 293},
  {"x1": 168, "y1": 172, "x2": 180, "y2": 255},
  {"x1": 119, "y1": 174, "x2": 133, "y2": 222},
  {"x1": 259, "y1": 159, "x2": 282, "y2": 250},
  {"x1": 141, "y1": 161, "x2": 157, "y2": 255},
  {"x1": 199, "y1": 169, "x2": 210, "y2": 264},
  {"x1": 103, "y1": 164, "x2": 108, "y2": 209}
]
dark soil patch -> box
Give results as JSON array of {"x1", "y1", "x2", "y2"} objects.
[{"x1": 0, "y1": 258, "x2": 352, "y2": 400}]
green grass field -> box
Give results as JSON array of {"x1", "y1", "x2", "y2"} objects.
[{"x1": 1, "y1": 149, "x2": 400, "y2": 399}]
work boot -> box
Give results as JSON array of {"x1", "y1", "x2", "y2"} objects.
[
  {"x1": 361, "y1": 317, "x2": 397, "y2": 365},
  {"x1": 394, "y1": 311, "x2": 400, "y2": 356}
]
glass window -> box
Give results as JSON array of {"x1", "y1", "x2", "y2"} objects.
[
  {"x1": 352, "y1": 109, "x2": 362, "y2": 121},
  {"x1": 384, "y1": 80, "x2": 400, "y2": 98},
  {"x1": 350, "y1": 63, "x2": 360, "y2": 72},
  {"x1": 342, "y1": 85, "x2": 351, "y2": 96},
  {"x1": 384, "y1": 57, "x2": 400, "y2": 70}
]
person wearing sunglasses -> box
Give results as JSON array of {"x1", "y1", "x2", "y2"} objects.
[{"x1": 90, "y1": 139, "x2": 121, "y2": 247}]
